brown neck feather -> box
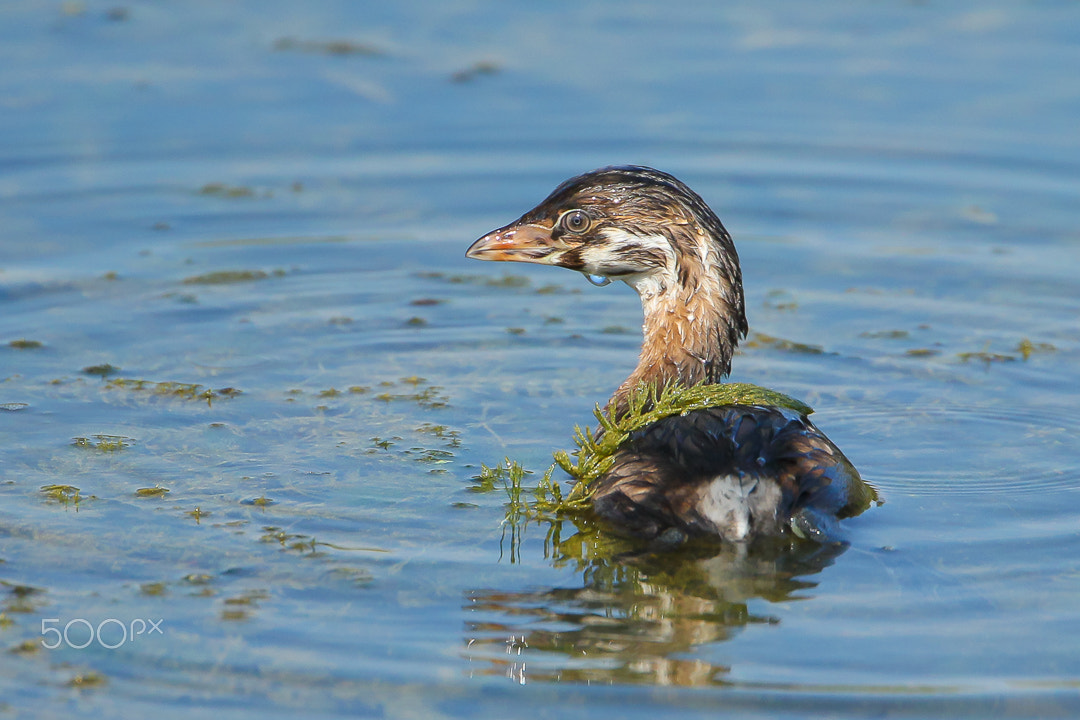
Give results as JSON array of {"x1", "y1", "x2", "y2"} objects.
[{"x1": 608, "y1": 226, "x2": 746, "y2": 417}]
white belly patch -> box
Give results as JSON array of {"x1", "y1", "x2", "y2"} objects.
[{"x1": 697, "y1": 474, "x2": 781, "y2": 541}]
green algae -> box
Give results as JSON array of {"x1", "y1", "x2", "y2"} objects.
[
  {"x1": 417, "y1": 271, "x2": 530, "y2": 288},
  {"x1": 273, "y1": 37, "x2": 383, "y2": 56},
  {"x1": 6, "y1": 640, "x2": 38, "y2": 656},
  {"x1": 745, "y1": 332, "x2": 825, "y2": 355},
  {"x1": 1017, "y1": 338, "x2": 1056, "y2": 360},
  {"x1": 185, "y1": 507, "x2": 209, "y2": 523},
  {"x1": 135, "y1": 487, "x2": 170, "y2": 498},
  {"x1": 140, "y1": 582, "x2": 168, "y2": 596},
  {"x1": 958, "y1": 351, "x2": 1016, "y2": 365},
  {"x1": 7, "y1": 339, "x2": 42, "y2": 349},
  {"x1": 82, "y1": 363, "x2": 120, "y2": 377},
  {"x1": 72, "y1": 435, "x2": 133, "y2": 452},
  {"x1": 40, "y1": 484, "x2": 82, "y2": 505},
  {"x1": 197, "y1": 183, "x2": 255, "y2": 199},
  {"x1": 373, "y1": 378, "x2": 449, "y2": 409},
  {"x1": 764, "y1": 289, "x2": 799, "y2": 311},
  {"x1": 451, "y1": 59, "x2": 500, "y2": 83},
  {"x1": 860, "y1": 330, "x2": 910, "y2": 339},
  {"x1": 104, "y1": 378, "x2": 241, "y2": 406},
  {"x1": 66, "y1": 672, "x2": 107, "y2": 689},
  {"x1": 182, "y1": 270, "x2": 268, "y2": 284}
]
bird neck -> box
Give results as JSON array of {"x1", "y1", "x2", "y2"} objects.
[{"x1": 609, "y1": 246, "x2": 745, "y2": 416}]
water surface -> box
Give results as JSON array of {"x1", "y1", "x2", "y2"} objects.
[{"x1": 2, "y1": 2, "x2": 1079, "y2": 718}]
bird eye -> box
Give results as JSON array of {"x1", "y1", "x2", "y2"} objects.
[{"x1": 559, "y1": 210, "x2": 591, "y2": 234}]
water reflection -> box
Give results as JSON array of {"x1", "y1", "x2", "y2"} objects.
[{"x1": 464, "y1": 522, "x2": 848, "y2": 685}]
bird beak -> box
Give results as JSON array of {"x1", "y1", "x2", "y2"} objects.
[{"x1": 465, "y1": 222, "x2": 558, "y2": 265}]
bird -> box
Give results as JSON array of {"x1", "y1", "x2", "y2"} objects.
[{"x1": 466, "y1": 166, "x2": 876, "y2": 545}]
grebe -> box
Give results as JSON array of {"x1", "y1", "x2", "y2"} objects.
[{"x1": 466, "y1": 166, "x2": 875, "y2": 544}]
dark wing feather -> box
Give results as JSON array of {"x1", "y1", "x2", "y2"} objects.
[{"x1": 590, "y1": 406, "x2": 874, "y2": 542}]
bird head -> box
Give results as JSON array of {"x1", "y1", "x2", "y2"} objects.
[
  {"x1": 466, "y1": 166, "x2": 743, "y2": 301},
  {"x1": 467, "y1": 165, "x2": 748, "y2": 388}
]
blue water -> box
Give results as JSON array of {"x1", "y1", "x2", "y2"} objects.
[{"x1": 2, "y1": 2, "x2": 1079, "y2": 718}]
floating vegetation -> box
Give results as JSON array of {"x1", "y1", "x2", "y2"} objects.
[
  {"x1": 451, "y1": 59, "x2": 500, "y2": 83},
  {"x1": 859, "y1": 330, "x2": 910, "y2": 339},
  {"x1": 182, "y1": 269, "x2": 268, "y2": 284},
  {"x1": 1017, "y1": 338, "x2": 1056, "y2": 360},
  {"x1": 319, "y1": 388, "x2": 342, "y2": 398},
  {"x1": 244, "y1": 496, "x2": 275, "y2": 507},
  {"x1": 327, "y1": 567, "x2": 374, "y2": 587},
  {"x1": 484, "y1": 274, "x2": 530, "y2": 288},
  {"x1": 134, "y1": 487, "x2": 170, "y2": 498},
  {"x1": 140, "y1": 582, "x2": 167, "y2": 597},
  {"x1": 958, "y1": 351, "x2": 1016, "y2": 365},
  {"x1": 185, "y1": 507, "x2": 209, "y2": 523},
  {"x1": 2, "y1": 582, "x2": 44, "y2": 599},
  {"x1": 417, "y1": 271, "x2": 530, "y2": 288},
  {"x1": 600, "y1": 326, "x2": 631, "y2": 334},
  {"x1": 409, "y1": 448, "x2": 454, "y2": 464},
  {"x1": 745, "y1": 332, "x2": 825, "y2": 355},
  {"x1": 260, "y1": 526, "x2": 319, "y2": 554},
  {"x1": 535, "y1": 284, "x2": 567, "y2": 295},
  {"x1": 410, "y1": 298, "x2": 443, "y2": 306},
  {"x1": 72, "y1": 435, "x2": 133, "y2": 452},
  {"x1": 506, "y1": 327, "x2": 525, "y2": 335},
  {"x1": 40, "y1": 484, "x2": 82, "y2": 505},
  {"x1": 7, "y1": 339, "x2": 42, "y2": 349},
  {"x1": 260, "y1": 526, "x2": 302, "y2": 546},
  {"x1": 348, "y1": 386, "x2": 369, "y2": 394},
  {"x1": 7, "y1": 640, "x2": 39, "y2": 655},
  {"x1": 66, "y1": 672, "x2": 107, "y2": 689},
  {"x1": 82, "y1": 363, "x2": 120, "y2": 377},
  {"x1": 273, "y1": 36, "x2": 383, "y2": 56},
  {"x1": 198, "y1": 182, "x2": 255, "y2": 198},
  {"x1": 905, "y1": 348, "x2": 940, "y2": 357},
  {"x1": 405, "y1": 316, "x2": 428, "y2": 327},
  {"x1": 105, "y1": 378, "x2": 241, "y2": 406},
  {"x1": 416, "y1": 423, "x2": 461, "y2": 447},
  {"x1": 0, "y1": 403, "x2": 29, "y2": 412},
  {"x1": 223, "y1": 590, "x2": 269, "y2": 606},
  {"x1": 469, "y1": 460, "x2": 545, "y2": 513},
  {"x1": 763, "y1": 289, "x2": 798, "y2": 311},
  {"x1": 373, "y1": 377, "x2": 449, "y2": 409}
]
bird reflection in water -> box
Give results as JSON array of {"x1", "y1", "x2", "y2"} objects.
[{"x1": 463, "y1": 519, "x2": 848, "y2": 686}]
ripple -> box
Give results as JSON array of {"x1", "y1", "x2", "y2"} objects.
[{"x1": 826, "y1": 402, "x2": 1080, "y2": 496}]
